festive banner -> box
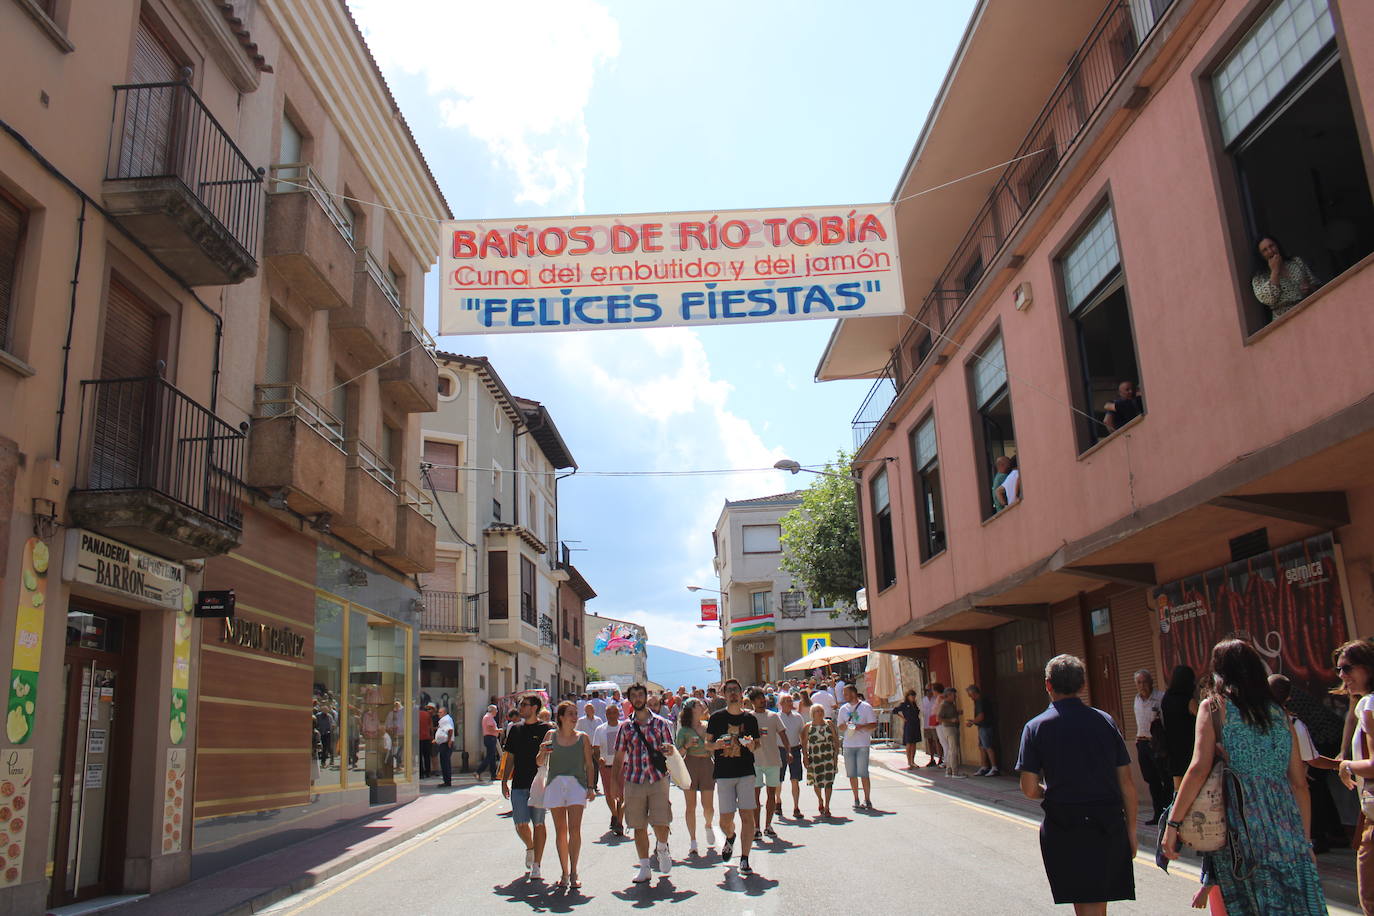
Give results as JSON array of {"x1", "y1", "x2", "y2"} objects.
[
  {"x1": 439, "y1": 204, "x2": 903, "y2": 335},
  {"x1": 730, "y1": 612, "x2": 776, "y2": 636},
  {"x1": 700, "y1": 598, "x2": 718, "y2": 622},
  {"x1": 0, "y1": 749, "x2": 33, "y2": 886},
  {"x1": 168, "y1": 588, "x2": 192, "y2": 745},
  {"x1": 593, "y1": 621, "x2": 646, "y2": 656},
  {"x1": 1153, "y1": 533, "x2": 1348, "y2": 749}
]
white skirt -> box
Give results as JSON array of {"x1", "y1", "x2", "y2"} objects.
[{"x1": 543, "y1": 774, "x2": 588, "y2": 808}]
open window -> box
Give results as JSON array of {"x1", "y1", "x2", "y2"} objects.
[
  {"x1": 970, "y1": 334, "x2": 1018, "y2": 518},
  {"x1": 910, "y1": 412, "x2": 946, "y2": 561},
  {"x1": 1059, "y1": 206, "x2": 1143, "y2": 449},
  {"x1": 870, "y1": 468, "x2": 897, "y2": 589},
  {"x1": 1212, "y1": 0, "x2": 1374, "y2": 332}
]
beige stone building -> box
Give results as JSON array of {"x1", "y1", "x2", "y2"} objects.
[{"x1": 0, "y1": 0, "x2": 445, "y2": 908}]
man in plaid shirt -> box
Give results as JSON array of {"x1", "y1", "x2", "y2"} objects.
[{"x1": 613, "y1": 683, "x2": 676, "y2": 883}]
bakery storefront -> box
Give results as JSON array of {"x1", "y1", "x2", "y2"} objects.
[
  {"x1": 192, "y1": 511, "x2": 420, "y2": 874},
  {"x1": 45, "y1": 529, "x2": 193, "y2": 909}
]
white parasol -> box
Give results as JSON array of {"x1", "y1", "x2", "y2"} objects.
[{"x1": 783, "y1": 645, "x2": 871, "y2": 672}]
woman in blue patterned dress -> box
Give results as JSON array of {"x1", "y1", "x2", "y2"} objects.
[{"x1": 1162, "y1": 639, "x2": 1326, "y2": 915}]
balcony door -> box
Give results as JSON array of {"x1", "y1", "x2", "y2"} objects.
[
  {"x1": 91, "y1": 279, "x2": 159, "y2": 489},
  {"x1": 118, "y1": 18, "x2": 183, "y2": 179}
]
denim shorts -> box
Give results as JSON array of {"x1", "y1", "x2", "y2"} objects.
[
  {"x1": 781, "y1": 746, "x2": 803, "y2": 781},
  {"x1": 842, "y1": 745, "x2": 871, "y2": 779},
  {"x1": 510, "y1": 787, "x2": 546, "y2": 826},
  {"x1": 978, "y1": 726, "x2": 996, "y2": 749}
]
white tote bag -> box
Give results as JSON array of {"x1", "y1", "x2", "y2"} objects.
[
  {"x1": 527, "y1": 764, "x2": 549, "y2": 808},
  {"x1": 666, "y1": 746, "x2": 691, "y2": 789}
]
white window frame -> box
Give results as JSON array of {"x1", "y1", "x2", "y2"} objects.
[{"x1": 741, "y1": 524, "x2": 782, "y2": 554}]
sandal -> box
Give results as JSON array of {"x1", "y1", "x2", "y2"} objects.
[{"x1": 571, "y1": 873, "x2": 582, "y2": 889}]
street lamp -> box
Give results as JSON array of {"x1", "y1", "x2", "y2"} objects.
[
  {"x1": 686, "y1": 585, "x2": 723, "y2": 593},
  {"x1": 775, "y1": 457, "x2": 895, "y2": 480}
]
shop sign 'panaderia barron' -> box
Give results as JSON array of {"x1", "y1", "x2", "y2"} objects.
[
  {"x1": 439, "y1": 204, "x2": 904, "y2": 334},
  {"x1": 64, "y1": 529, "x2": 185, "y2": 611}
]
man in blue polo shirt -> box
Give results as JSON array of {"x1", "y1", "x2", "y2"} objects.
[{"x1": 1017, "y1": 654, "x2": 1137, "y2": 915}]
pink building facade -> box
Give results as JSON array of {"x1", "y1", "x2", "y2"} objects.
[{"x1": 820, "y1": 0, "x2": 1374, "y2": 765}]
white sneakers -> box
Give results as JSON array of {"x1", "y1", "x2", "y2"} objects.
[
  {"x1": 524, "y1": 847, "x2": 535, "y2": 874},
  {"x1": 529, "y1": 862, "x2": 542, "y2": 881},
  {"x1": 689, "y1": 840, "x2": 699, "y2": 855},
  {"x1": 656, "y1": 841, "x2": 672, "y2": 875},
  {"x1": 704, "y1": 825, "x2": 717, "y2": 847},
  {"x1": 633, "y1": 859, "x2": 652, "y2": 883}
]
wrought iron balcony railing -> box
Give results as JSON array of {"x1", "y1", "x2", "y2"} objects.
[
  {"x1": 418, "y1": 590, "x2": 480, "y2": 634},
  {"x1": 73, "y1": 376, "x2": 246, "y2": 530},
  {"x1": 107, "y1": 80, "x2": 262, "y2": 263}
]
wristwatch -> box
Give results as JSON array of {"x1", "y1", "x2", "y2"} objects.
[{"x1": 1166, "y1": 819, "x2": 1183, "y2": 830}]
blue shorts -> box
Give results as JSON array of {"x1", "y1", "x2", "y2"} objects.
[
  {"x1": 978, "y1": 726, "x2": 996, "y2": 749},
  {"x1": 843, "y1": 746, "x2": 870, "y2": 779},
  {"x1": 781, "y1": 746, "x2": 803, "y2": 781},
  {"x1": 510, "y1": 788, "x2": 546, "y2": 826}
]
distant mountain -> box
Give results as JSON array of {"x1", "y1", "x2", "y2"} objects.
[{"x1": 646, "y1": 644, "x2": 719, "y2": 690}]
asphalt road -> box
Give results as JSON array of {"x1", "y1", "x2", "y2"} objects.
[{"x1": 260, "y1": 768, "x2": 1355, "y2": 915}]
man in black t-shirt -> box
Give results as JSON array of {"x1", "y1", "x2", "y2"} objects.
[
  {"x1": 501, "y1": 694, "x2": 553, "y2": 881},
  {"x1": 707, "y1": 678, "x2": 762, "y2": 875},
  {"x1": 1103, "y1": 380, "x2": 1144, "y2": 432}
]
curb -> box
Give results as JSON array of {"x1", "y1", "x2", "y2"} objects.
[
  {"x1": 113, "y1": 795, "x2": 487, "y2": 916},
  {"x1": 225, "y1": 796, "x2": 486, "y2": 916}
]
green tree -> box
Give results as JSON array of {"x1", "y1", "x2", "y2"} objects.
[
  {"x1": 779, "y1": 451, "x2": 866, "y2": 622},
  {"x1": 584, "y1": 665, "x2": 602, "y2": 683}
]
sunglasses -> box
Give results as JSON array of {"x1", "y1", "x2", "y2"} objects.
[
  {"x1": 1338, "y1": 664, "x2": 1359, "y2": 675},
  {"x1": 518, "y1": 700, "x2": 534, "y2": 707}
]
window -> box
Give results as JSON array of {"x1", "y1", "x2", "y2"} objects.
[
  {"x1": 423, "y1": 440, "x2": 459, "y2": 491},
  {"x1": 970, "y1": 334, "x2": 1018, "y2": 518},
  {"x1": 276, "y1": 114, "x2": 303, "y2": 188},
  {"x1": 1212, "y1": 0, "x2": 1374, "y2": 332},
  {"x1": 332, "y1": 374, "x2": 350, "y2": 437},
  {"x1": 437, "y1": 370, "x2": 459, "y2": 400},
  {"x1": 519, "y1": 556, "x2": 536, "y2": 624},
  {"x1": 386, "y1": 263, "x2": 404, "y2": 306},
  {"x1": 780, "y1": 589, "x2": 806, "y2": 619},
  {"x1": 492, "y1": 463, "x2": 504, "y2": 520},
  {"x1": 488, "y1": 550, "x2": 508, "y2": 618},
  {"x1": 750, "y1": 590, "x2": 772, "y2": 616},
  {"x1": 910, "y1": 413, "x2": 946, "y2": 560},
  {"x1": 1059, "y1": 206, "x2": 1143, "y2": 449},
  {"x1": 381, "y1": 422, "x2": 400, "y2": 476},
  {"x1": 421, "y1": 555, "x2": 461, "y2": 593},
  {"x1": 742, "y1": 524, "x2": 781, "y2": 554},
  {"x1": 870, "y1": 468, "x2": 896, "y2": 589},
  {"x1": 0, "y1": 191, "x2": 25, "y2": 354}
]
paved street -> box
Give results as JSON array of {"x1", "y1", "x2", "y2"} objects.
[{"x1": 255, "y1": 765, "x2": 1309, "y2": 916}]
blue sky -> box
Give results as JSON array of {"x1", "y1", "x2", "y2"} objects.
[{"x1": 348, "y1": 0, "x2": 977, "y2": 679}]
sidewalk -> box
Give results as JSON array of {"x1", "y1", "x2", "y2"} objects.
[
  {"x1": 866, "y1": 744, "x2": 1360, "y2": 911},
  {"x1": 91, "y1": 778, "x2": 492, "y2": 916}
]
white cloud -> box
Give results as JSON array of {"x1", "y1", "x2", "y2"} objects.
[{"x1": 348, "y1": 0, "x2": 620, "y2": 211}]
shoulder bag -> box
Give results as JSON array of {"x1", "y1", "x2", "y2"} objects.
[
  {"x1": 1175, "y1": 697, "x2": 1230, "y2": 852},
  {"x1": 632, "y1": 720, "x2": 668, "y2": 775}
]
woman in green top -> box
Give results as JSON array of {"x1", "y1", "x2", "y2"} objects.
[
  {"x1": 674, "y1": 698, "x2": 717, "y2": 854},
  {"x1": 538, "y1": 700, "x2": 597, "y2": 890},
  {"x1": 802, "y1": 704, "x2": 841, "y2": 817}
]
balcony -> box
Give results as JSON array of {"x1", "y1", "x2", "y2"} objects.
[
  {"x1": 69, "y1": 376, "x2": 245, "y2": 560},
  {"x1": 487, "y1": 616, "x2": 542, "y2": 653},
  {"x1": 246, "y1": 384, "x2": 346, "y2": 516},
  {"x1": 418, "y1": 590, "x2": 479, "y2": 635},
  {"x1": 330, "y1": 247, "x2": 402, "y2": 367},
  {"x1": 850, "y1": 0, "x2": 1171, "y2": 451},
  {"x1": 377, "y1": 482, "x2": 437, "y2": 574},
  {"x1": 379, "y1": 310, "x2": 438, "y2": 412},
  {"x1": 263, "y1": 163, "x2": 355, "y2": 308},
  {"x1": 102, "y1": 81, "x2": 261, "y2": 287},
  {"x1": 332, "y1": 438, "x2": 397, "y2": 552}
]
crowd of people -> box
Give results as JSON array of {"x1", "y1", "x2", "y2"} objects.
[
  {"x1": 1017, "y1": 638, "x2": 1374, "y2": 916},
  {"x1": 472, "y1": 675, "x2": 873, "y2": 889}
]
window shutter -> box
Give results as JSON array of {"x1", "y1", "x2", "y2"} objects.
[
  {"x1": 422, "y1": 556, "x2": 459, "y2": 592},
  {"x1": 971, "y1": 335, "x2": 1007, "y2": 409},
  {"x1": 915, "y1": 415, "x2": 937, "y2": 469},
  {"x1": 102, "y1": 279, "x2": 158, "y2": 379},
  {"x1": 1213, "y1": 0, "x2": 1335, "y2": 145},
  {"x1": 265, "y1": 314, "x2": 290, "y2": 384},
  {"x1": 0, "y1": 193, "x2": 22, "y2": 351},
  {"x1": 1062, "y1": 208, "x2": 1121, "y2": 312},
  {"x1": 742, "y1": 525, "x2": 781, "y2": 553},
  {"x1": 423, "y1": 440, "x2": 458, "y2": 491},
  {"x1": 278, "y1": 116, "x2": 302, "y2": 180}
]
